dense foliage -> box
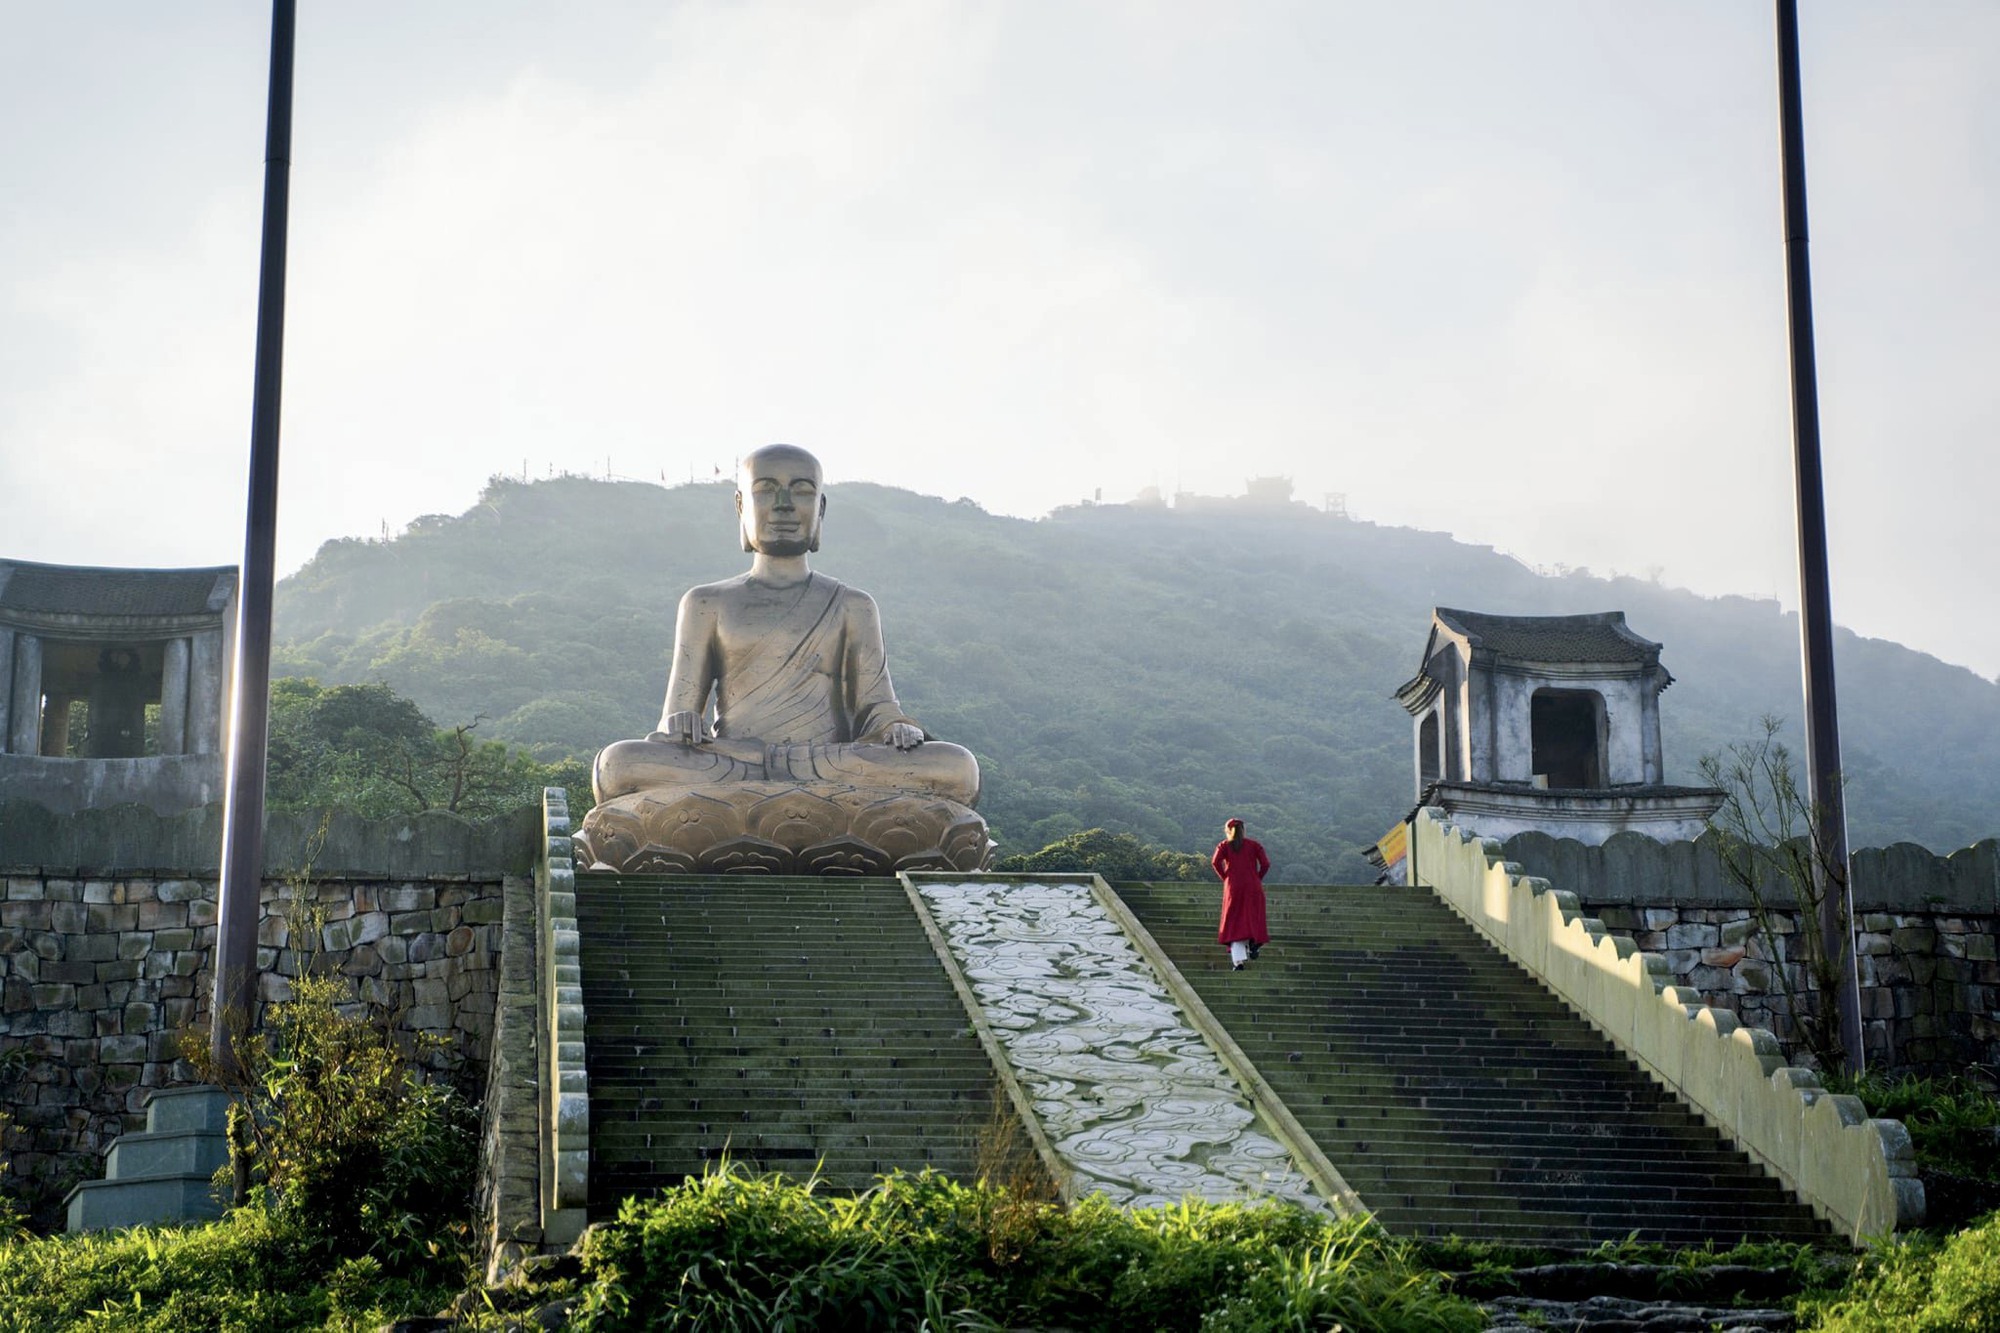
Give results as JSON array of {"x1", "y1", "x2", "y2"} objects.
[
  {"x1": 267, "y1": 677, "x2": 587, "y2": 821},
  {"x1": 272, "y1": 476, "x2": 2000, "y2": 879},
  {"x1": 189, "y1": 971, "x2": 479, "y2": 1268},
  {"x1": 994, "y1": 827, "x2": 1211, "y2": 881},
  {"x1": 1805, "y1": 1209, "x2": 2000, "y2": 1332},
  {"x1": 0, "y1": 972, "x2": 480, "y2": 1330},
  {"x1": 0, "y1": 1207, "x2": 464, "y2": 1331},
  {"x1": 561, "y1": 1167, "x2": 1480, "y2": 1332}
]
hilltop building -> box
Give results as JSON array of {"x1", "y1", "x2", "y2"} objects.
[
  {"x1": 1394, "y1": 607, "x2": 1724, "y2": 844},
  {"x1": 0, "y1": 559, "x2": 237, "y2": 815}
]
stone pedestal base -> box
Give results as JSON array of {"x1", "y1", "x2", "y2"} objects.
[{"x1": 573, "y1": 783, "x2": 991, "y2": 876}]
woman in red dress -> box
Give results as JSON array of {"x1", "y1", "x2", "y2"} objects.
[{"x1": 1211, "y1": 818, "x2": 1270, "y2": 971}]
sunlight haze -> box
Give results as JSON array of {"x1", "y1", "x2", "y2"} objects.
[{"x1": 2, "y1": 1, "x2": 1995, "y2": 679}]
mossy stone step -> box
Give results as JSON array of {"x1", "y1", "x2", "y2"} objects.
[
  {"x1": 1113, "y1": 882, "x2": 1828, "y2": 1245},
  {"x1": 576, "y1": 875, "x2": 996, "y2": 1217}
]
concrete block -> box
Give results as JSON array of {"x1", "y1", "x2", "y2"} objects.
[
  {"x1": 86, "y1": 903, "x2": 138, "y2": 932},
  {"x1": 104, "y1": 1127, "x2": 229, "y2": 1179},
  {"x1": 99, "y1": 1034, "x2": 148, "y2": 1063},
  {"x1": 1665, "y1": 922, "x2": 1719, "y2": 950},
  {"x1": 31, "y1": 982, "x2": 75, "y2": 1008},
  {"x1": 350, "y1": 911, "x2": 390, "y2": 947},
  {"x1": 66, "y1": 1172, "x2": 226, "y2": 1232}
]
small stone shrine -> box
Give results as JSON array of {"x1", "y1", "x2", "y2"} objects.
[
  {"x1": 0, "y1": 559, "x2": 237, "y2": 814},
  {"x1": 574, "y1": 446, "x2": 990, "y2": 874},
  {"x1": 1394, "y1": 607, "x2": 1723, "y2": 844}
]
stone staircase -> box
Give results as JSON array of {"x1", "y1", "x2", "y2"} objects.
[
  {"x1": 574, "y1": 875, "x2": 997, "y2": 1215},
  {"x1": 1112, "y1": 882, "x2": 1831, "y2": 1246},
  {"x1": 65, "y1": 1086, "x2": 230, "y2": 1232}
]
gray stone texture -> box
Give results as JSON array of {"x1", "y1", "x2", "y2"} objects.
[
  {"x1": 0, "y1": 865, "x2": 510, "y2": 1209},
  {"x1": 1509, "y1": 830, "x2": 2000, "y2": 1072}
]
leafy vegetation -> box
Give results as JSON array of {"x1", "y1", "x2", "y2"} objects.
[
  {"x1": 183, "y1": 970, "x2": 479, "y2": 1269},
  {"x1": 272, "y1": 476, "x2": 2000, "y2": 879},
  {"x1": 0, "y1": 1206, "x2": 467, "y2": 1331},
  {"x1": 994, "y1": 827, "x2": 1211, "y2": 881},
  {"x1": 0, "y1": 967, "x2": 479, "y2": 1331},
  {"x1": 1804, "y1": 1208, "x2": 2000, "y2": 1332},
  {"x1": 267, "y1": 676, "x2": 587, "y2": 821},
  {"x1": 543, "y1": 1165, "x2": 1480, "y2": 1332}
]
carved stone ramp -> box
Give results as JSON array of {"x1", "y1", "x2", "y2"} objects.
[
  {"x1": 573, "y1": 874, "x2": 996, "y2": 1215},
  {"x1": 1112, "y1": 882, "x2": 1832, "y2": 1246}
]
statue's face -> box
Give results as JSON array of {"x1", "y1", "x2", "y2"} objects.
[{"x1": 737, "y1": 446, "x2": 825, "y2": 556}]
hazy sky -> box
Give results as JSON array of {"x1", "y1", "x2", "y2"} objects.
[{"x1": 3, "y1": 3, "x2": 1995, "y2": 679}]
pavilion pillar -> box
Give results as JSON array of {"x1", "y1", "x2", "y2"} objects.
[
  {"x1": 1639, "y1": 684, "x2": 1664, "y2": 785},
  {"x1": 7, "y1": 634, "x2": 40, "y2": 756},
  {"x1": 188, "y1": 630, "x2": 225, "y2": 755},
  {"x1": 159, "y1": 636, "x2": 191, "y2": 755},
  {"x1": 0, "y1": 628, "x2": 13, "y2": 754}
]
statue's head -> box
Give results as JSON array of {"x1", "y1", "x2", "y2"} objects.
[{"x1": 737, "y1": 444, "x2": 826, "y2": 555}]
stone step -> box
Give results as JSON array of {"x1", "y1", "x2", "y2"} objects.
[
  {"x1": 575, "y1": 874, "x2": 998, "y2": 1216},
  {"x1": 102, "y1": 1127, "x2": 231, "y2": 1181},
  {"x1": 1113, "y1": 882, "x2": 1830, "y2": 1245},
  {"x1": 66, "y1": 1173, "x2": 227, "y2": 1233}
]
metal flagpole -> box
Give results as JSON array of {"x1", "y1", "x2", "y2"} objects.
[
  {"x1": 1773, "y1": 0, "x2": 1864, "y2": 1074},
  {"x1": 211, "y1": 0, "x2": 297, "y2": 1070}
]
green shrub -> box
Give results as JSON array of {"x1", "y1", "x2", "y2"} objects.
[
  {"x1": 563, "y1": 1164, "x2": 1480, "y2": 1332},
  {"x1": 1807, "y1": 1208, "x2": 2000, "y2": 1332},
  {"x1": 0, "y1": 1206, "x2": 418, "y2": 1331},
  {"x1": 190, "y1": 969, "x2": 478, "y2": 1272}
]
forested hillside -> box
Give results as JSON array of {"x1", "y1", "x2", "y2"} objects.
[{"x1": 272, "y1": 476, "x2": 2000, "y2": 881}]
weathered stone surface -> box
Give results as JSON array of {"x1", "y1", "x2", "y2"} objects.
[
  {"x1": 576, "y1": 783, "x2": 990, "y2": 876},
  {"x1": 1, "y1": 862, "x2": 510, "y2": 1212}
]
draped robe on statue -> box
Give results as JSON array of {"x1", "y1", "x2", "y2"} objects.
[
  {"x1": 579, "y1": 570, "x2": 986, "y2": 874},
  {"x1": 702, "y1": 576, "x2": 917, "y2": 748}
]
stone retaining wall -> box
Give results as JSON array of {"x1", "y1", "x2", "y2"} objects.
[
  {"x1": 0, "y1": 868, "x2": 508, "y2": 1212},
  {"x1": 1501, "y1": 831, "x2": 2000, "y2": 1071}
]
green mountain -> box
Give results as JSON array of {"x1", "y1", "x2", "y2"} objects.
[{"x1": 272, "y1": 475, "x2": 2000, "y2": 881}]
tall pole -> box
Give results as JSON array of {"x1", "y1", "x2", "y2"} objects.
[
  {"x1": 211, "y1": 0, "x2": 297, "y2": 1069},
  {"x1": 1773, "y1": 0, "x2": 1863, "y2": 1075}
]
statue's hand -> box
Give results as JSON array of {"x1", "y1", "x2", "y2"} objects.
[
  {"x1": 886, "y1": 722, "x2": 925, "y2": 751},
  {"x1": 657, "y1": 711, "x2": 712, "y2": 746}
]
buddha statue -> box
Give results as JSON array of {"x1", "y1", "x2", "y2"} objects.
[{"x1": 574, "y1": 445, "x2": 990, "y2": 875}]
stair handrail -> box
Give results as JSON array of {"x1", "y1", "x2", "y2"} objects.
[
  {"x1": 539, "y1": 787, "x2": 589, "y2": 1224},
  {"x1": 1411, "y1": 808, "x2": 1923, "y2": 1244}
]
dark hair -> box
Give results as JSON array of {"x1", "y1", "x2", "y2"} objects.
[{"x1": 1226, "y1": 818, "x2": 1244, "y2": 846}]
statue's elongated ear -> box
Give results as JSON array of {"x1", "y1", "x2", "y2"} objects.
[
  {"x1": 737, "y1": 489, "x2": 754, "y2": 552},
  {"x1": 809, "y1": 493, "x2": 827, "y2": 552}
]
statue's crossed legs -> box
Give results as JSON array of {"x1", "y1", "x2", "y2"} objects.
[{"x1": 593, "y1": 734, "x2": 980, "y2": 807}]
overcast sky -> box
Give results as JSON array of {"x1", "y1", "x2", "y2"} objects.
[{"x1": 3, "y1": 3, "x2": 1995, "y2": 679}]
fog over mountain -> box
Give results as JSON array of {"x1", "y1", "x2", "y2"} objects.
[{"x1": 273, "y1": 476, "x2": 2000, "y2": 881}]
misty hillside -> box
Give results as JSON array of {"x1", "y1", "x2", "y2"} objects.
[{"x1": 272, "y1": 476, "x2": 2000, "y2": 881}]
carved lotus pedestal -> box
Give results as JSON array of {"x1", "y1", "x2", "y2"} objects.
[{"x1": 572, "y1": 783, "x2": 992, "y2": 876}]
